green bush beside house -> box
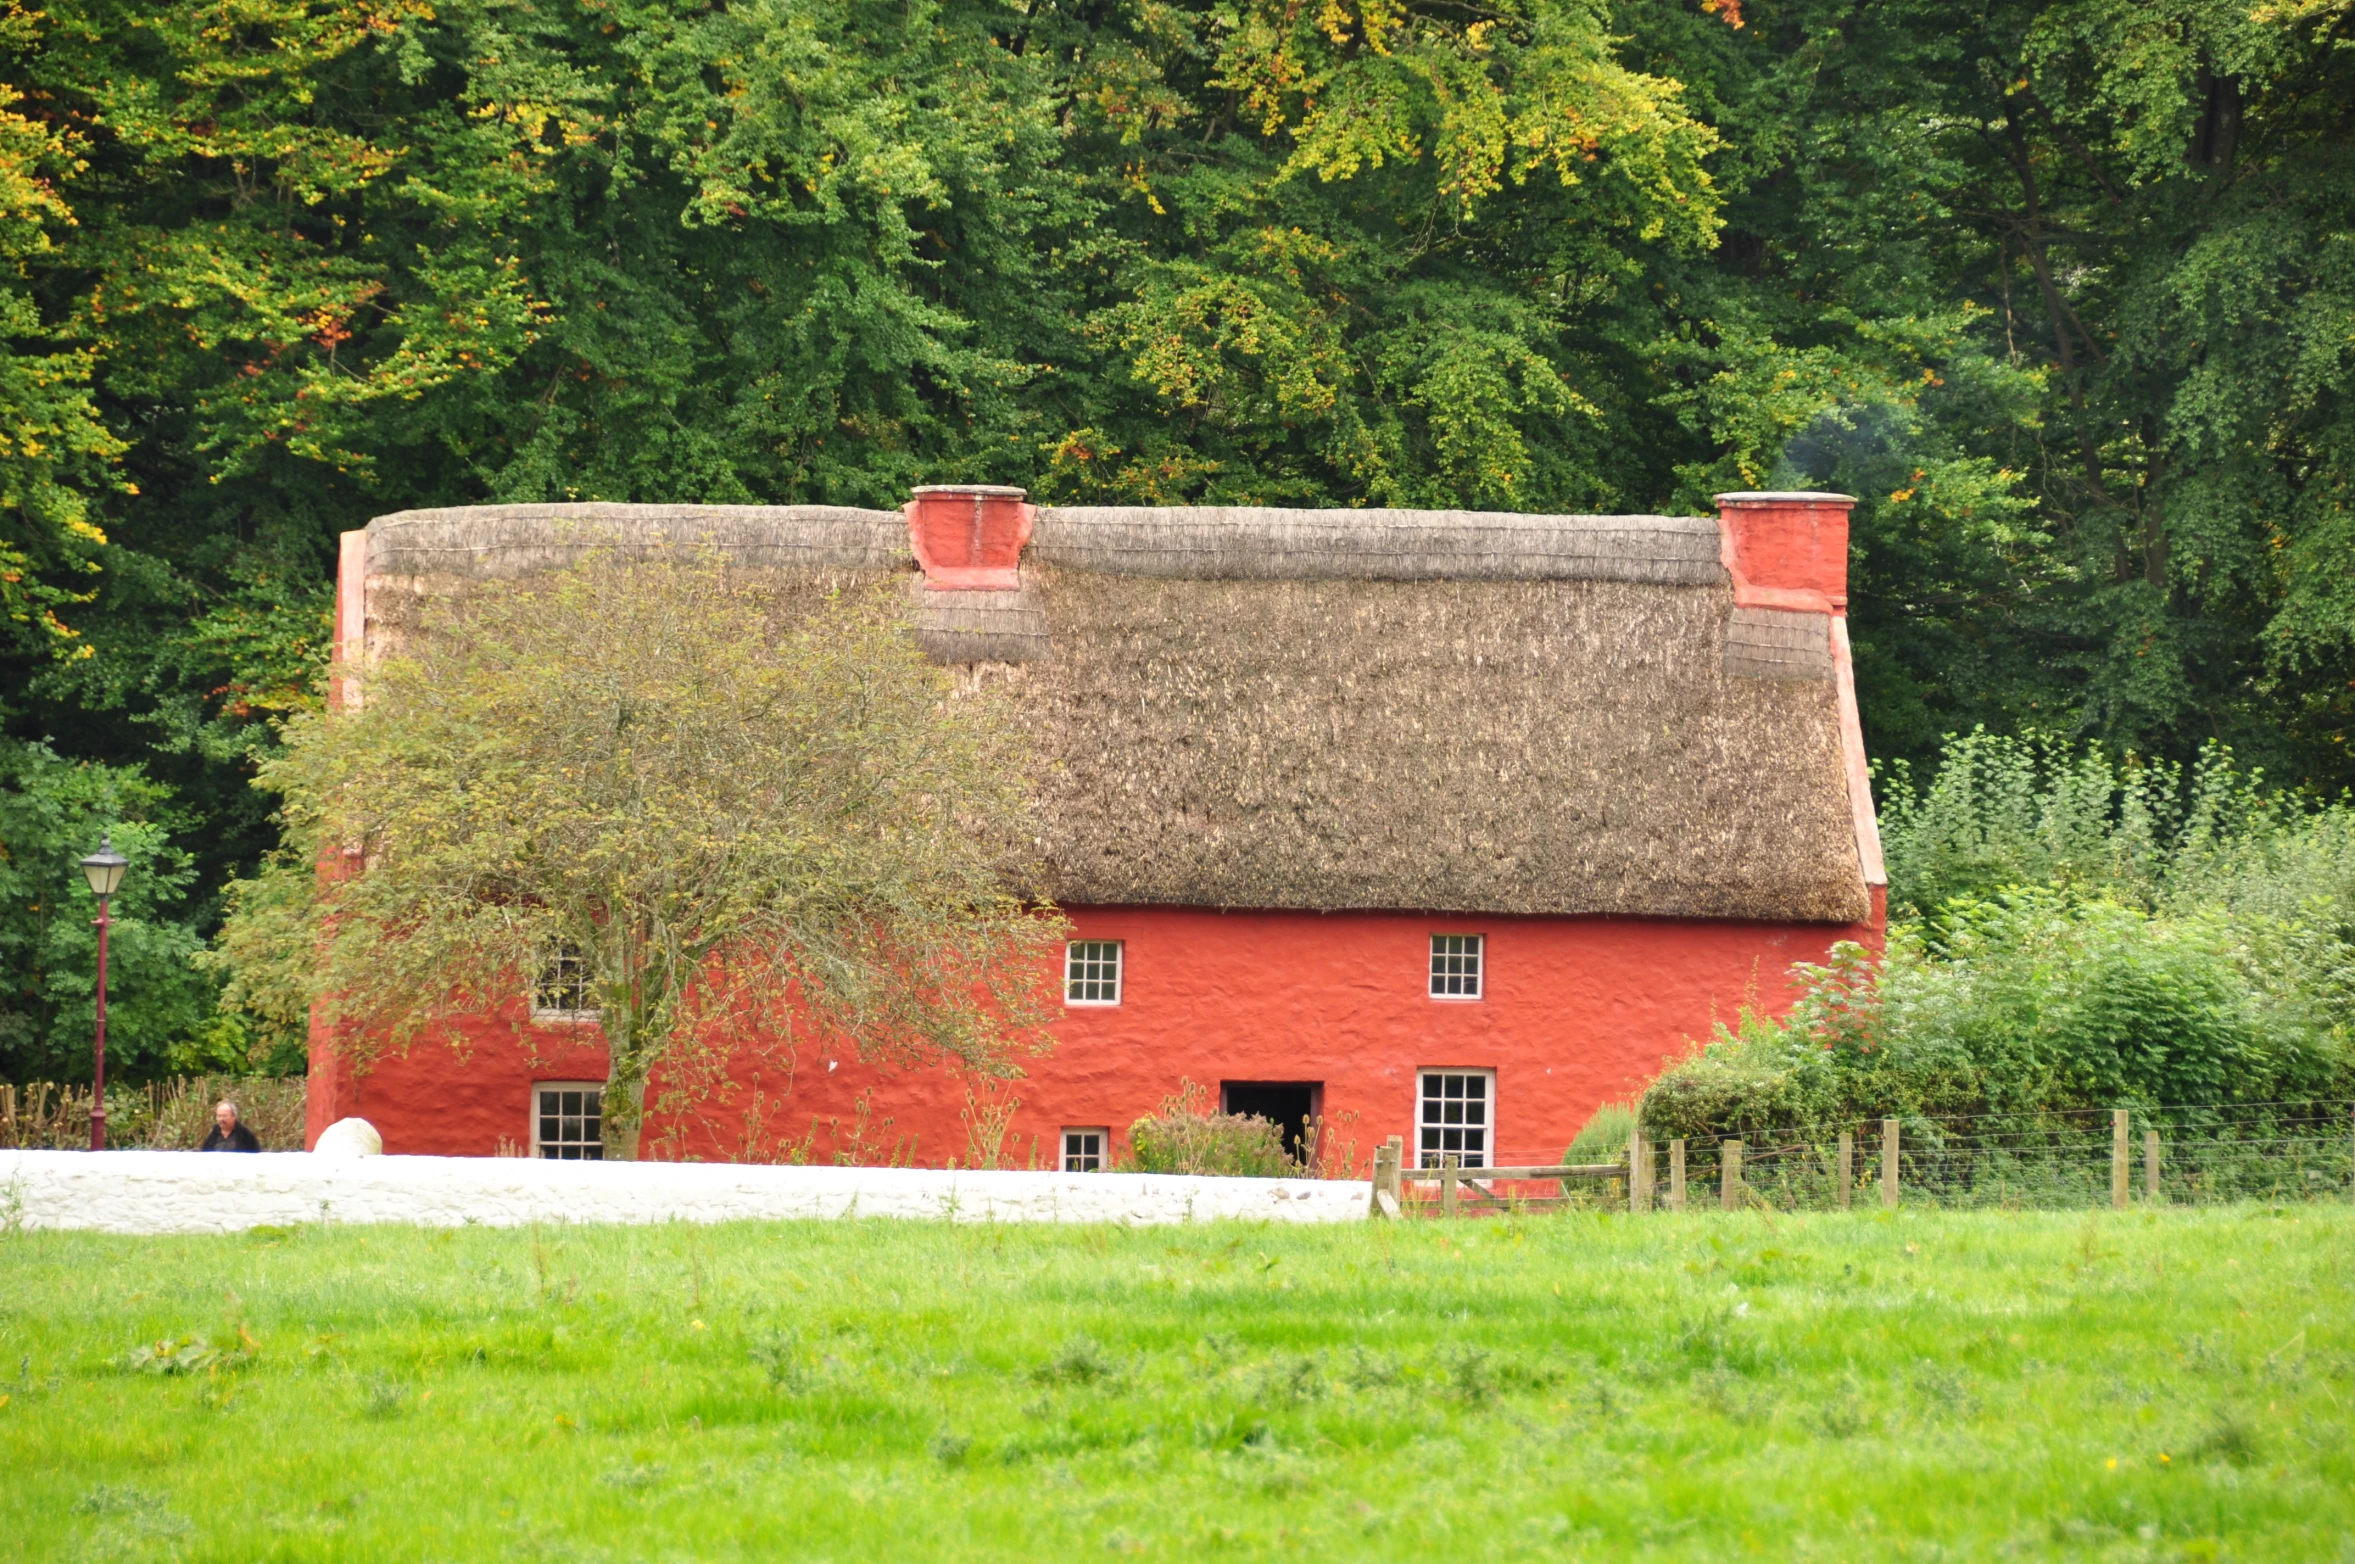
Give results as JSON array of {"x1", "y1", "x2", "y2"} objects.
[{"x1": 1642, "y1": 734, "x2": 2355, "y2": 1144}]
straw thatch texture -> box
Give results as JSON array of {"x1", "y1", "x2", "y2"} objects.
[
  {"x1": 1031, "y1": 507, "x2": 1722, "y2": 583},
  {"x1": 356, "y1": 502, "x2": 1870, "y2": 922},
  {"x1": 995, "y1": 569, "x2": 1867, "y2": 922},
  {"x1": 913, "y1": 584, "x2": 1051, "y2": 664},
  {"x1": 367, "y1": 504, "x2": 909, "y2": 579},
  {"x1": 359, "y1": 507, "x2": 907, "y2": 659},
  {"x1": 1723, "y1": 607, "x2": 1833, "y2": 681}
]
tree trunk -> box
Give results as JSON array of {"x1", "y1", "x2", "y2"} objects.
[
  {"x1": 598, "y1": 982, "x2": 657, "y2": 1161},
  {"x1": 602, "y1": 1070, "x2": 648, "y2": 1161}
]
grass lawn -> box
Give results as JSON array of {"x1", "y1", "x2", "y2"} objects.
[{"x1": 2, "y1": 1204, "x2": 2349, "y2": 1561}]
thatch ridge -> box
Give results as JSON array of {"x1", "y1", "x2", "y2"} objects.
[
  {"x1": 366, "y1": 503, "x2": 909, "y2": 578},
  {"x1": 1030, "y1": 506, "x2": 1722, "y2": 583}
]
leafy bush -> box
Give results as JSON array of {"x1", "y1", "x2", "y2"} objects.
[
  {"x1": 1120, "y1": 1081, "x2": 1296, "y2": 1178},
  {"x1": 1563, "y1": 1101, "x2": 1637, "y2": 1163},
  {"x1": 1644, "y1": 734, "x2": 2355, "y2": 1143},
  {"x1": 1643, "y1": 893, "x2": 2354, "y2": 1142}
]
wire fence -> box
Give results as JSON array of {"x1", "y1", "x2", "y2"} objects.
[
  {"x1": 1664, "y1": 1102, "x2": 2355, "y2": 1212},
  {"x1": 1387, "y1": 1102, "x2": 2355, "y2": 1216}
]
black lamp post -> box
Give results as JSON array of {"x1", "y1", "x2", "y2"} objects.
[{"x1": 78, "y1": 832, "x2": 128, "y2": 1151}]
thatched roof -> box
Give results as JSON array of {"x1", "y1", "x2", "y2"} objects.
[
  {"x1": 356, "y1": 503, "x2": 1870, "y2": 924},
  {"x1": 367, "y1": 504, "x2": 908, "y2": 577},
  {"x1": 1030, "y1": 507, "x2": 1721, "y2": 582}
]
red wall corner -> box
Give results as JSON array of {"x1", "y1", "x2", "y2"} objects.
[{"x1": 330, "y1": 530, "x2": 367, "y2": 712}]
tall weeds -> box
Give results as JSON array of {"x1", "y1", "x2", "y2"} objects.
[{"x1": 0, "y1": 1075, "x2": 307, "y2": 1151}]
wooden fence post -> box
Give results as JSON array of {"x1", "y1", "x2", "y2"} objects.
[
  {"x1": 1630, "y1": 1136, "x2": 1653, "y2": 1214},
  {"x1": 1720, "y1": 1139, "x2": 1742, "y2": 1211},
  {"x1": 1440, "y1": 1154, "x2": 1460, "y2": 1220},
  {"x1": 2143, "y1": 1129, "x2": 2161, "y2": 1205},
  {"x1": 2111, "y1": 1109, "x2": 2130, "y2": 1210},
  {"x1": 1837, "y1": 1131, "x2": 1854, "y2": 1209},
  {"x1": 1669, "y1": 1139, "x2": 1686, "y2": 1213},
  {"x1": 1880, "y1": 1118, "x2": 1900, "y2": 1208},
  {"x1": 1367, "y1": 1139, "x2": 1397, "y2": 1218}
]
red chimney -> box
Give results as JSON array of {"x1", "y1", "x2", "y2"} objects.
[
  {"x1": 907, "y1": 484, "x2": 1033, "y2": 589},
  {"x1": 1714, "y1": 491, "x2": 1855, "y2": 614}
]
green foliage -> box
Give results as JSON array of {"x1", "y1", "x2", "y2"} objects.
[
  {"x1": 1563, "y1": 1100, "x2": 1636, "y2": 1162},
  {"x1": 0, "y1": 76, "x2": 119, "y2": 663},
  {"x1": 1120, "y1": 1081, "x2": 1297, "y2": 1177},
  {"x1": 1648, "y1": 733, "x2": 2355, "y2": 1142},
  {"x1": 0, "y1": 0, "x2": 2348, "y2": 976},
  {"x1": 0, "y1": 738, "x2": 221, "y2": 1080},
  {"x1": 213, "y1": 555, "x2": 1062, "y2": 1158},
  {"x1": 3, "y1": 1212, "x2": 2351, "y2": 1556},
  {"x1": 1876, "y1": 729, "x2": 2294, "y2": 918},
  {"x1": 120, "y1": 1335, "x2": 248, "y2": 1377}
]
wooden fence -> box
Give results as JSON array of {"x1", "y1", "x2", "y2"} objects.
[
  {"x1": 1367, "y1": 1106, "x2": 2355, "y2": 1217},
  {"x1": 1365, "y1": 1136, "x2": 1637, "y2": 1217}
]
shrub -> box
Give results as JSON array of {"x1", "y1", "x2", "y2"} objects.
[
  {"x1": 1640, "y1": 891, "x2": 2355, "y2": 1142},
  {"x1": 1642, "y1": 733, "x2": 2355, "y2": 1146},
  {"x1": 1119, "y1": 1081, "x2": 1296, "y2": 1177},
  {"x1": 1562, "y1": 1101, "x2": 1638, "y2": 1163}
]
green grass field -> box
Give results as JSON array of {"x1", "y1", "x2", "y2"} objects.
[{"x1": 3, "y1": 1205, "x2": 2350, "y2": 1561}]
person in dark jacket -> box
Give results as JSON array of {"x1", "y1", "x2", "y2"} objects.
[{"x1": 198, "y1": 1100, "x2": 261, "y2": 1152}]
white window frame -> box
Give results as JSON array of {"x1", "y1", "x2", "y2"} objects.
[
  {"x1": 1064, "y1": 940, "x2": 1123, "y2": 1006},
  {"x1": 1061, "y1": 1127, "x2": 1109, "y2": 1173},
  {"x1": 531, "y1": 944, "x2": 599, "y2": 1022},
  {"x1": 532, "y1": 1081, "x2": 606, "y2": 1160},
  {"x1": 1417, "y1": 1069, "x2": 1494, "y2": 1169},
  {"x1": 1429, "y1": 933, "x2": 1485, "y2": 999}
]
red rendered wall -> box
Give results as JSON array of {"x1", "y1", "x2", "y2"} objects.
[{"x1": 306, "y1": 901, "x2": 1882, "y2": 1166}]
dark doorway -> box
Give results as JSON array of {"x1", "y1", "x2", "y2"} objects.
[{"x1": 1220, "y1": 1081, "x2": 1321, "y2": 1163}]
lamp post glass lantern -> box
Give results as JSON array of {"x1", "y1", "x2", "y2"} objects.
[{"x1": 79, "y1": 832, "x2": 129, "y2": 1151}]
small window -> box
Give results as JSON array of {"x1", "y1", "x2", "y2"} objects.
[
  {"x1": 534, "y1": 1083, "x2": 604, "y2": 1159},
  {"x1": 1418, "y1": 1070, "x2": 1492, "y2": 1168},
  {"x1": 1062, "y1": 1128, "x2": 1108, "y2": 1172},
  {"x1": 533, "y1": 944, "x2": 597, "y2": 1019},
  {"x1": 1065, "y1": 940, "x2": 1123, "y2": 1005},
  {"x1": 1429, "y1": 934, "x2": 1484, "y2": 998}
]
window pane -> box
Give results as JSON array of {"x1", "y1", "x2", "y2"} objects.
[
  {"x1": 1418, "y1": 1070, "x2": 1492, "y2": 1167},
  {"x1": 1062, "y1": 1128, "x2": 1105, "y2": 1172},
  {"x1": 1429, "y1": 935, "x2": 1483, "y2": 997},
  {"x1": 1066, "y1": 942, "x2": 1121, "y2": 1004}
]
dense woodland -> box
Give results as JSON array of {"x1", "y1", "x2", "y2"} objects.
[{"x1": 1, "y1": 0, "x2": 2351, "y2": 1081}]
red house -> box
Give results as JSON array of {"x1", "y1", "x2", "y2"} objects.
[{"x1": 305, "y1": 489, "x2": 1885, "y2": 1172}]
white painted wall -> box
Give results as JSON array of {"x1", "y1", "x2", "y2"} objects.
[{"x1": 0, "y1": 1150, "x2": 1370, "y2": 1234}]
